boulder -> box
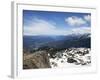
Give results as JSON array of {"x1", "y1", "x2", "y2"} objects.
[{"x1": 23, "y1": 51, "x2": 51, "y2": 69}]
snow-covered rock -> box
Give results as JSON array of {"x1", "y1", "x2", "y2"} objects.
[{"x1": 49, "y1": 48, "x2": 91, "y2": 68}]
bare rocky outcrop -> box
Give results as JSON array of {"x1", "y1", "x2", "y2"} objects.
[{"x1": 23, "y1": 51, "x2": 51, "y2": 69}]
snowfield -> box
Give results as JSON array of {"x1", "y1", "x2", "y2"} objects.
[{"x1": 49, "y1": 48, "x2": 91, "y2": 68}]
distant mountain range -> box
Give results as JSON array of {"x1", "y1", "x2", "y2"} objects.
[{"x1": 23, "y1": 33, "x2": 91, "y2": 50}]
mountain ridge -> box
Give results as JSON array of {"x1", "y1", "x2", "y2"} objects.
[{"x1": 23, "y1": 33, "x2": 91, "y2": 50}]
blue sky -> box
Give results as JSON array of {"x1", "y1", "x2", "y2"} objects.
[{"x1": 23, "y1": 10, "x2": 91, "y2": 36}]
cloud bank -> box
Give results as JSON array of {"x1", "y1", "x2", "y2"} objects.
[
  {"x1": 24, "y1": 18, "x2": 69, "y2": 35},
  {"x1": 24, "y1": 15, "x2": 91, "y2": 36}
]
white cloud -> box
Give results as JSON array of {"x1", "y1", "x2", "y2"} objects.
[
  {"x1": 24, "y1": 18, "x2": 90, "y2": 36},
  {"x1": 84, "y1": 15, "x2": 91, "y2": 22},
  {"x1": 24, "y1": 18, "x2": 69, "y2": 35},
  {"x1": 71, "y1": 27, "x2": 91, "y2": 34},
  {"x1": 65, "y1": 16, "x2": 86, "y2": 26}
]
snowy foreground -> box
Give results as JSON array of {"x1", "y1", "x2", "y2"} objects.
[{"x1": 49, "y1": 48, "x2": 91, "y2": 68}]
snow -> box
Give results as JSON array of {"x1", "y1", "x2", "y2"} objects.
[{"x1": 49, "y1": 48, "x2": 91, "y2": 68}]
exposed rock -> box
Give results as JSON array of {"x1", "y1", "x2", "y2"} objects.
[
  {"x1": 23, "y1": 51, "x2": 51, "y2": 69},
  {"x1": 67, "y1": 58, "x2": 77, "y2": 63}
]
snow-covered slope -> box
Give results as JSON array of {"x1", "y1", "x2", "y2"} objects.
[{"x1": 49, "y1": 48, "x2": 91, "y2": 68}]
